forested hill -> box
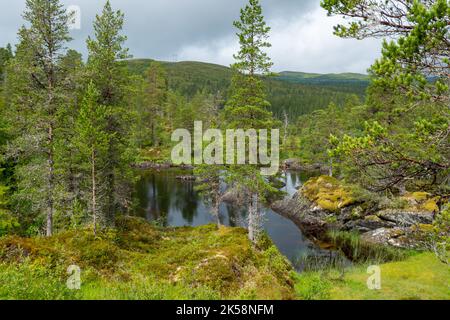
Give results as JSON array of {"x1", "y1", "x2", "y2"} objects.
[{"x1": 126, "y1": 58, "x2": 369, "y2": 119}]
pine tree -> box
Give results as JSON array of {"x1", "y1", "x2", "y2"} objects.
[
  {"x1": 86, "y1": 1, "x2": 135, "y2": 224},
  {"x1": 74, "y1": 82, "x2": 110, "y2": 235},
  {"x1": 54, "y1": 49, "x2": 85, "y2": 228},
  {"x1": 225, "y1": 0, "x2": 279, "y2": 244},
  {"x1": 4, "y1": 0, "x2": 71, "y2": 236}
]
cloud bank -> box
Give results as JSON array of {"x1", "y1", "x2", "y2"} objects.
[{"x1": 0, "y1": 0, "x2": 382, "y2": 73}]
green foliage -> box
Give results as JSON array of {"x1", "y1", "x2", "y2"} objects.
[
  {"x1": 0, "y1": 261, "x2": 77, "y2": 300},
  {"x1": 3, "y1": 0, "x2": 73, "y2": 236},
  {"x1": 0, "y1": 182, "x2": 19, "y2": 236},
  {"x1": 223, "y1": 0, "x2": 282, "y2": 245},
  {"x1": 0, "y1": 217, "x2": 295, "y2": 300},
  {"x1": 321, "y1": 0, "x2": 450, "y2": 193},
  {"x1": 86, "y1": 0, "x2": 136, "y2": 223},
  {"x1": 0, "y1": 44, "x2": 13, "y2": 83},
  {"x1": 294, "y1": 271, "x2": 331, "y2": 300},
  {"x1": 428, "y1": 204, "x2": 450, "y2": 264},
  {"x1": 73, "y1": 82, "x2": 111, "y2": 232}
]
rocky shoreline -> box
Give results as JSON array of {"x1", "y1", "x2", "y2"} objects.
[{"x1": 272, "y1": 176, "x2": 440, "y2": 249}]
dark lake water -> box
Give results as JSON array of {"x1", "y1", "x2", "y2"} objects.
[{"x1": 135, "y1": 169, "x2": 345, "y2": 270}]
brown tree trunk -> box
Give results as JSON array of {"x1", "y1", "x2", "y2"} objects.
[
  {"x1": 248, "y1": 193, "x2": 259, "y2": 244},
  {"x1": 92, "y1": 148, "x2": 97, "y2": 236},
  {"x1": 46, "y1": 123, "x2": 54, "y2": 237}
]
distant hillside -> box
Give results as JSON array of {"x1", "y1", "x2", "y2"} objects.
[
  {"x1": 275, "y1": 71, "x2": 370, "y2": 94},
  {"x1": 126, "y1": 59, "x2": 369, "y2": 119}
]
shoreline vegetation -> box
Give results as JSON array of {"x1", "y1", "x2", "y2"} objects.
[
  {"x1": 0, "y1": 0, "x2": 448, "y2": 301},
  {"x1": 0, "y1": 215, "x2": 448, "y2": 300}
]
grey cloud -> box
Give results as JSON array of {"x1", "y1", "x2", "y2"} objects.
[{"x1": 0, "y1": 0, "x2": 380, "y2": 73}]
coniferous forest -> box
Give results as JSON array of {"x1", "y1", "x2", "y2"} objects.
[{"x1": 0, "y1": 0, "x2": 448, "y2": 302}]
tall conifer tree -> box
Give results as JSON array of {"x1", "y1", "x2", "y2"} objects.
[{"x1": 225, "y1": 0, "x2": 279, "y2": 244}]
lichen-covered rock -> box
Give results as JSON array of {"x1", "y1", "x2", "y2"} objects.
[
  {"x1": 271, "y1": 175, "x2": 440, "y2": 249},
  {"x1": 361, "y1": 226, "x2": 431, "y2": 249},
  {"x1": 376, "y1": 209, "x2": 434, "y2": 227},
  {"x1": 344, "y1": 215, "x2": 396, "y2": 232}
]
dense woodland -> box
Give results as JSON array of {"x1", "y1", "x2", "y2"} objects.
[
  {"x1": 0, "y1": 0, "x2": 448, "y2": 301},
  {"x1": 0, "y1": 0, "x2": 448, "y2": 294}
]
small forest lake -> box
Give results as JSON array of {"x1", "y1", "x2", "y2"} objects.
[{"x1": 135, "y1": 169, "x2": 347, "y2": 271}]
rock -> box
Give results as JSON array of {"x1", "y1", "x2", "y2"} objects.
[
  {"x1": 376, "y1": 209, "x2": 434, "y2": 227},
  {"x1": 271, "y1": 191, "x2": 333, "y2": 238},
  {"x1": 344, "y1": 215, "x2": 396, "y2": 233},
  {"x1": 271, "y1": 175, "x2": 439, "y2": 249},
  {"x1": 361, "y1": 226, "x2": 430, "y2": 249},
  {"x1": 221, "y1": 188, "x2": 244, "y2": 204},
  {"x1": 302, "y1": 176, "x2": 356, "y2": 212},
  {"x1": 361, "y1": 228, "x2": 405, "y2": 246}
]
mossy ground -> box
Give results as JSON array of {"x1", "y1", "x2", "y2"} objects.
[
  {"x1": 0, "y1": 217, "x2": 295, "y2": 300},
  {"x1": 295, "y1": 252, "x2": 450, "y2": 300}
]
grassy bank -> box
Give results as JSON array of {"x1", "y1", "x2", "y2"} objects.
[
  {"x1": 295, "y1": 252, "x2": 450, "y2": 300},
  {"x1": 0, "y1": 217, "x2": 295, "y2": 300}
]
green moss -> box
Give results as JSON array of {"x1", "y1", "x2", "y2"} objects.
[
  {"x1": 302, "y1": 176, "x2": 355, "y2": 212},
  {"x1": 0, "y1": 217, "x2": 295, "y2": 300},
  {"x1": 401, "y1": 192, "x2": 440, "y2": 213}
]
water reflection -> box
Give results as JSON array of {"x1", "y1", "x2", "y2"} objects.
[{"x1": 134, "y1": 169, "x2": 342, "y2": 270}]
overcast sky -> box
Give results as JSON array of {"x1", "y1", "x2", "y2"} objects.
[{"x1": 0, "y1": 0, "x2": 382, "y2": 74}]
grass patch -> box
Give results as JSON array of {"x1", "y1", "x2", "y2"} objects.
[
  {"x1": 326, "y1": 230, "x2": 412, "y2": 264},
  {"x1": 295, "y1": 252, "x2": 450, "y2": 300}
]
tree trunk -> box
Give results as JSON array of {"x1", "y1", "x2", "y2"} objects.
[
  {"x1": 46, "y1": 118, "x2": 54, "y2": 236},
  {"x1": 248, "y1": 193, "x2": 259, "y2": 244},
  {"x1": 92, "y1": 149, "x2": 97, "y2": 236},
  {"x1": 283, "y1": 110, "x2": 289, "y2": 145},
  {"x1": 214, "y1": 196, "x2": 221, "y2": 228}
]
